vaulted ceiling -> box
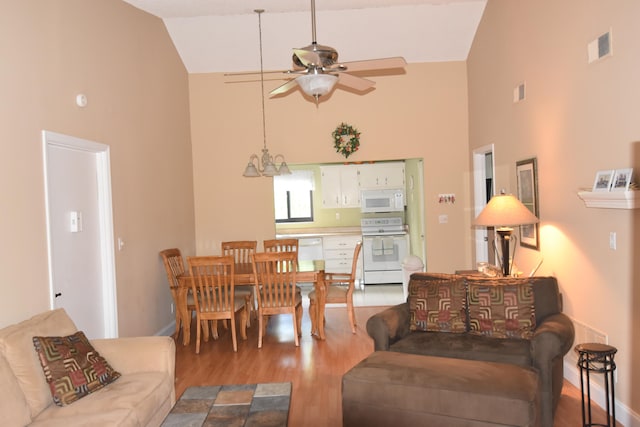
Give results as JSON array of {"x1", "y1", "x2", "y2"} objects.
[{"x1": 122, "y1": 0, "x2": 487, "y2": 74}]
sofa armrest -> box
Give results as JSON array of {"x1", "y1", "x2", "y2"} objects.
[
  {"x1": 91, "y1": 336, "x2": 176, "y2": 378},
  {"x1": 366, "y1": 303, "x2": 411, "y2": 351},
  {"x1": 531, "y1": 312, "x2": 575, "y2": 362},
  {"x1": 531, "y1": 312, "x2": 575, "y2": 426}
]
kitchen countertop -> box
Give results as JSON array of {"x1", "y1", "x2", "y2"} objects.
[{"x1": 276, "y1": 226, "x2": 362, "y2": 239}]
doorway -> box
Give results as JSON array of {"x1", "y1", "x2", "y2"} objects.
[
  {"x1": 42, "y1": 131, "x2": 118, "y2": 339},
  {"x1": 472, "y1": 144, "x2": 495, "y2": 265}
]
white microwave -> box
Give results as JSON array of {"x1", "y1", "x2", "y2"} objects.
[{"x1": 360, "y1": 189, "x2": 405, "y2": 213}]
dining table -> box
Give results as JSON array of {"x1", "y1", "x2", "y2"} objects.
[{"x1": 177, "y1": 259, "x2": 326, "y2": 346}]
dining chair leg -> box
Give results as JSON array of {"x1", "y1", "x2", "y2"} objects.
[
  {"x1": 293, "y1": 308, "x2": 300, "y2": 347},
  {"x1": 239, "y1": 307, "x2": 248, "y2": 340},
  {"x1": 257, "y1": 313, "x2": 264, "y2": 349},
  {"x1": 173, "y1": 311, "x2": 181, "y2": 339},
  {"x1": 296, "y1": 305, "x2": 302, "y2": 337},
  {"x1": 309, "y1": 298, "x2": 317, "y2": 335},
  {"x1": 230, "y1": 314, "x2": 238, "y2": 353},
  {"x1": 202, "y1": 320, "x2": 210, "y2": 342},
  {"x1": 347, "y1": 302, "x2": 356, "y2": 333},
  {"x1": 211, "y1": 320, "x2": 219, "y2": 339},
  {"x1": 244, "y1": 295, "x2": 252, "y2": 327},
  {"x1": 195, "y1": 316, "x2": 202, "y2": 354}
]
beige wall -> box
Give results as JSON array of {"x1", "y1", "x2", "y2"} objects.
[
  {"x1": 0, "y1": 0, "x2": 195, "y2": 335},
  {"x1": 189, "y1": 62, "x2": 472, "y2": 272},
  {"x1": 468, "y1": 0, "x2": 640, "y2": 416}
]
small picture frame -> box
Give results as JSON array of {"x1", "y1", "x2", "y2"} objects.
[
  {"x1": 611, "y1": 168, "x2": 633, "y2": 191},
  {"x1": 516, "y1": 158, "x2": 539, "y2": 251},
  {"x1": 592, "y1": 170, "x2": 615, "y2": 192}
]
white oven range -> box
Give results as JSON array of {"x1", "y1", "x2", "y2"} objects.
[{"x1": 361, "y1": 216, "x2": 409, "y2": 285}]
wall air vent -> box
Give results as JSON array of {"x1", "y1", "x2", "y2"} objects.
[
  {"x1": 588, "y1": 29, "x2": 612, "y2": 63},
  {"x1": 513, "y1": 82, "x2": 526, "y2": 103}
]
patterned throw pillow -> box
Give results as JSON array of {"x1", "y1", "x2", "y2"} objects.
[
  {"x1": 409, "y1": 274, "x2": 467, "y2": 333},
  {"x1": 32, "y1": 331, "x2": 120, "y2": 406},
  {"x1": 467, "y1": 279, "x2": 536, "y2": 339}
]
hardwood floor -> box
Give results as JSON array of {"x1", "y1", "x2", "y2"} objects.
[{"x1": 174, "y1": 305, "x2": 610, "y2": 426}]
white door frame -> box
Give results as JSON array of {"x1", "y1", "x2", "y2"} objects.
[
  {"x1": 472, "y1": 144, "x2": 495, "y2": 264},
  {"x1": 42, "y1": 130, "x2": 118, "y2": 338}
]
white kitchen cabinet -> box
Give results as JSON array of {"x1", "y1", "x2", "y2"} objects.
[
  {"x1": 323, "y1": 235, "x2": 363, "y2": 285},
  {"x1": 320, "y1": 165, "x2": 360, "y2": 208},
  {"x1": 358, "y1": 162, "x2": 405, "y2": 190}
]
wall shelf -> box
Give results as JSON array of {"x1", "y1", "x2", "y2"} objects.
[{"x1": 577, "y1": 190, "x2": 640, "y2": 209}]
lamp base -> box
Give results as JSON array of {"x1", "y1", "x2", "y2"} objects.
[{"x1": 495, "y1": 227, "x2": 514, "y2": 277}]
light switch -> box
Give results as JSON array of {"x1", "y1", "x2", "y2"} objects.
[
  {"x1": 609, "y1": 232, "x2": 616, "y2": 250},
  {"x1": 439, "y1": 214, "x2": 448, "y2": 224},
  {"x1": 69, "y1": 211, "x2": 82, "y2": 232}
]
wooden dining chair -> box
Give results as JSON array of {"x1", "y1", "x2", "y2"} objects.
[
  {"x1": 187, "y1": 255, "x2": 247, "y2": 353},
  {"x1": 263, "y1": 238, "x2": 299, "y2": 254},
  {"x1": 309, "y1": 241, "x2": 362, "y2": 334},
  {"x1": 221, "y1": 240, "x2": 258, "y2": 324},
  {"x1": 160, "y1": 248, "x2": 195, "y2": 341},
  {"x1": 251, "y1": 251, "x2": 303, "y2": 348}
]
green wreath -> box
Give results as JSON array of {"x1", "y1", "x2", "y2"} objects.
[{"x1": 332, "y1": 123, "x2": 360, "y2": 158}]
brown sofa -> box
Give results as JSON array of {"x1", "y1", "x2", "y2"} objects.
[
  {"x1": 362, "y1": 273, "x2": 575, "y2": 427},
  {"x1": 0, "y1": 309, "x2": 175, "y2": 427}
]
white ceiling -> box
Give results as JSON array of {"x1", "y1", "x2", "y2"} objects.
[{"x1": 122, "y1": 0, "x2": 487, "y2": 74}]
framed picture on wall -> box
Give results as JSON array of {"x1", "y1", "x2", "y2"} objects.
[
  {"x1": 516, "y1": 158, "x2": 540, "y2": 250},
  {"x1": 611, "y1": 168, "x2": 633, "y2": 191},
  {"x1": 592, "y1": 170, "x2": 615, "y2": 192}
]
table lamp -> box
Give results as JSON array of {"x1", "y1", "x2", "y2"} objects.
[{"x1": 474, "y1": 193, "x2": 539, "y2": 277}]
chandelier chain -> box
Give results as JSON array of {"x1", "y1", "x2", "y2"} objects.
[{"x1": 256, "y1": 9, "x2": 267, "y2": 151}]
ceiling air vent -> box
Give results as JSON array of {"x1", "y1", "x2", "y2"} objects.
[{"x1": 588, "y1": 30, "x2": 612, "y2": 63}]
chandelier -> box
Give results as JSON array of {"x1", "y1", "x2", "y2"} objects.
[{"x1": 243, "y1": 10, "x2": 290, "y2": 178}]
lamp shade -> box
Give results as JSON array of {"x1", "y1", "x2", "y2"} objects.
[
  {"x1": 243, "y1": 159, "x2": 260, "y2": 177},
  {"x1": 474, "y1": 194, "x2": 539, "y2": 227},
  {"x1": 296, "y1": 74, "x2": 338, "y2": 97}
]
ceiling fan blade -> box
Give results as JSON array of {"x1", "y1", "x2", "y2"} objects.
[
  {"x1": 294, "y1": 49, "x2": 322, "y2": 67},
  {"x1": 270, "y1": 79, "x2": 299, "y2": 96},
  {"x1": 333, "y1": 57, "x2": 407, "y2": 73},
  {"x1": 337, "y1": 73, "x2": 376, "y2": 92},
  {"x1": 224, "y1": 69, "x2": 290, "y2": 77}
]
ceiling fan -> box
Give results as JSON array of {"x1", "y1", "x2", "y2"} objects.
[
  {"x1": 275, "y1": 0, "x2": 406, "y2": 103},
  {"x1": 230, "y1": 0, "x2": 406, "y2": 105}
]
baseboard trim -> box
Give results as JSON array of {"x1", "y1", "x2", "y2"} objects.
[
  {"x1": 564, "y1": 360, "x2": 640, "y2": 427},
  {"x1": 156, "y1": 320, "x2": 175, "y2": 337}
]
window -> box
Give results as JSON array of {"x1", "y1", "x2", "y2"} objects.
[{"x1": 274, "y1": 170, "x2": 314, "y2": 223}]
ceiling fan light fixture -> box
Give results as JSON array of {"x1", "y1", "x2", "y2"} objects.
[{"x1": 296, "y1": 74, "x2": 338, "y2": 98}]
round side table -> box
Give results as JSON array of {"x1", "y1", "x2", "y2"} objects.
[{"x1": 575, "y1": 343, "x2": 617, "y2": 427}]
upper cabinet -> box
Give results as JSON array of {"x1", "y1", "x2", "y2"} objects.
[
  {"x1": 320, "y1": 162, "x2": 406, "y2": 209},
  {"x1": 358, "y1": 162, "x2": 405, "y2": 190},
  {"x1": 320, "y1": 165, "x2": 360, "y2": 208}
]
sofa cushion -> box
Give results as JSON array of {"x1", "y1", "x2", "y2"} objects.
[
  {"x1": 528, "y1": 276, "x2": 562, "y2": 322},
  {"x1": 32, "y1": 331, "x2": 121, "y2": 406},
  {"x1": 343, "y1": 351, "x2": 540, "y2": 427},
  {"x1": 0, "y1": 308, "x2": 78, "y2": 419},
  {"x1": 29, "y1": 371, "x2": 173, "y2": 427},
  {"x1": 408, "y1": 275, "x2": 467, "y2": 333},
  {"x1": 467, "y1": 279, "x2": 536, "y2": 339},
  {"x1": 0, "y1": 352, "x2": 32, "y2": 427},
  {"x1": 389, "y1": 331, "x2": 533, "y2": 367}
]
